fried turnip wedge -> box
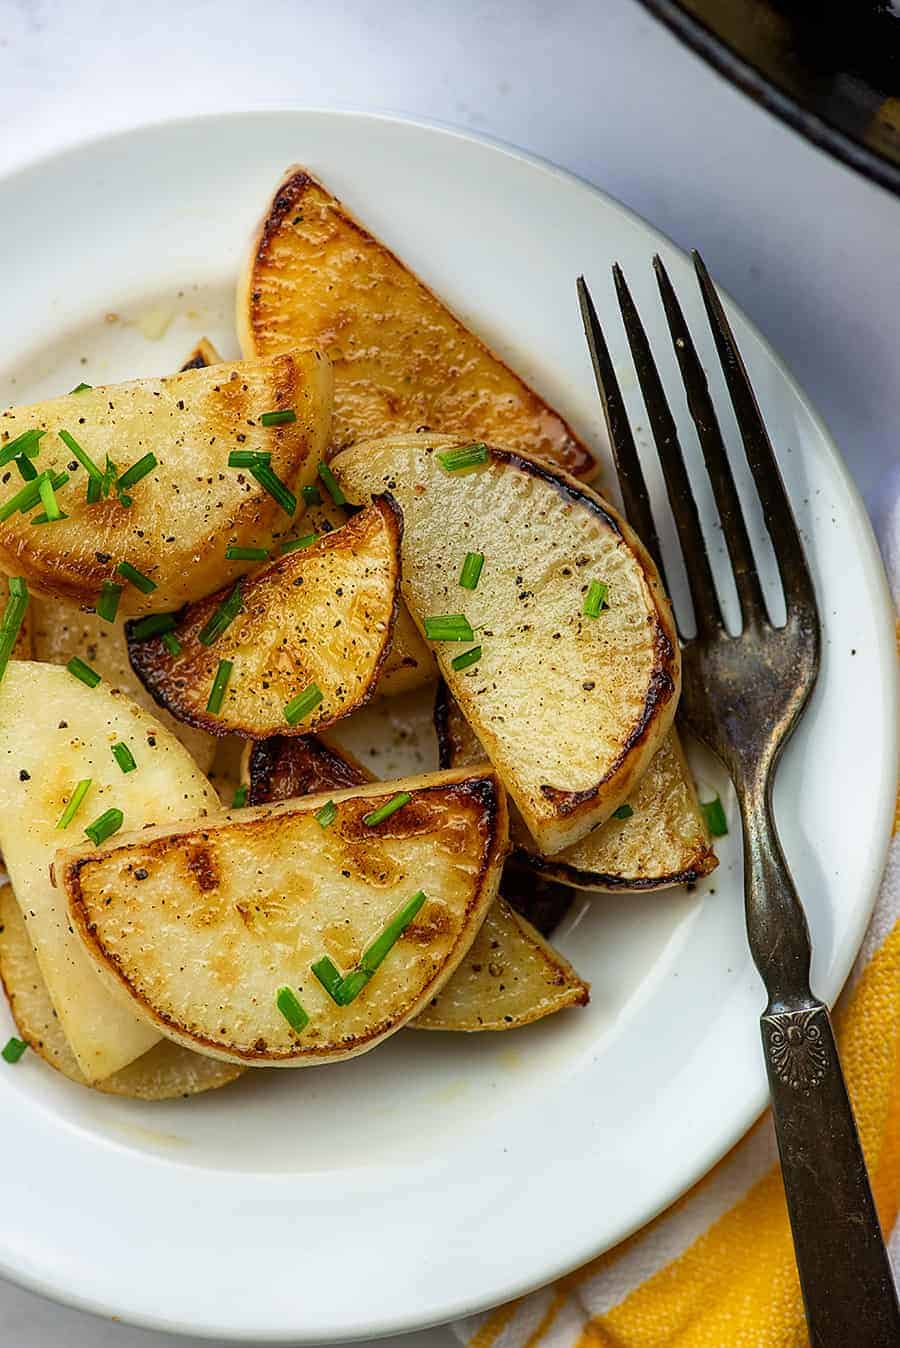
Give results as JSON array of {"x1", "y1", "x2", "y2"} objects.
[
  {"x1": 0, "y1": 662, "x2": 220, "y2": 1080},
  {"x1": 238, "y1": 168, "x2": 595, "y2": 478},
  {"x1": 0, "y1": 350, "x2": 332, "y2": 612},
  {"x1": 332, "y1": 434, "x2": 681, "y2": 854},
  {"x1": 61, "y1": 769, "x2": 508, "y2": 1066},
  {"x1": 435, "y1": 685, "x2": 716, "y2": 891},
  {"x1": 247, "y1": 734, "x2": 588, "y2": 1031},
  {"x1": 0, "y1": 885, "x2": 243, "y2": 1098},
  {"x1": 126, "y1": 497, "x2": 401, "y2": 739}
]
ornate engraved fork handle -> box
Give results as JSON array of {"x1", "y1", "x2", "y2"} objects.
[{"x1": 742, "y1": 776, "x2": 900, "y2": 1347}]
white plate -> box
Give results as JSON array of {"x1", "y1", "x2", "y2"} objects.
[{"x1": 0, "y1": 111, "x2": 895, "y2": 1343}]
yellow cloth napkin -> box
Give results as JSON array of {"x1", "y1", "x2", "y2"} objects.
[{"x1": 456, "y1": 562, "x2": 900, "y2": 1347}]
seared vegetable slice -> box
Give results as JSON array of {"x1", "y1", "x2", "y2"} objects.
[
  {"x1": 0, "y1": 350, "x2": 332, "y2": 612},
  {"x1": 0, "y1": 662, "x2": 219, "y2": 1080},
  {"x1": 0, "y1": 885, "x2": 243, "y2": 1098},
  {"x1": 332, "y1": 434, "x2": 680, "y2": 854},
  {"x1": 127, "y1": 498, "x2": 401, "y2": 738},
  {"x1": 248, "y1": 733, "x2": 587, "y2": 1030},
  {"x1": 436, "y1": 685, "x2": 716, "y2": 891},
  {"x1": 238, "y1": 168, "x2": 595, "y2": 479},
  {"x1": 61, "y1": 768, "x2": 508, "y2": 1066}
]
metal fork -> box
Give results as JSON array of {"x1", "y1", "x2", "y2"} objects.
[{"x1": 578, "y1": 258, "x2": 900, "y2": 1347}]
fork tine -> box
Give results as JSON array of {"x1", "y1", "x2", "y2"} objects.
[
  {"x1": 653, "y1": 254, "x2": 768, "y2": 628},
  {"x1": 576, "y1": 276, "x2": 667, "y2": 585},
  {"x1": 692, "y1": 252, "x2": 817, "y2": 616},
  {"x1": 612, "y1": 264, "x2": 724, "y2": 637}
]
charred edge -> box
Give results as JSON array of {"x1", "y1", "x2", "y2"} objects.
[
  {"x1": 179, "y1": 350, "x2": 212, "y2": 372},
  {"x1": 253, "y1": 168, "x2": 318, "y2": 275},
  {"x1": 511, "y1": 842, "x2": 719, "y2": 891},
  {"x1": 248, "y1": 734, "x2": 371, "y2": 806},
  {"x1": 433, "y1": 681, "x2": 453, "y2": 770}
]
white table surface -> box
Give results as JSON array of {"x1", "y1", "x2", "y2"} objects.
[{"x1": 0, "y1": 1, "x2": 897, "y2": 1343}]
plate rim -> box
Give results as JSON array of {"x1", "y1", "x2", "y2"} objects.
[{"x1": 0, "y1": 106, "x2": 895, "y2": 1343}]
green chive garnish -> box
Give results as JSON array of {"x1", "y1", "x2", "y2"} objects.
[
  {"x1": 0, "y1": 429, "x2": 44, "y2": 467},
  {"x1": 0, "y1": 471, "x2": 58, "y2": 523},
  {"x1": 283, "y1": 682, "x2": 323, "y2": 726},
  {"x1": 84, "y1": 807, "x2": 123, "y2": 847},
  {"x1": 228, "y1": 449, "x2": 271, "y2": 469},
  {"x1": 261, "y1": 409, "x2": 297, "y2": 427},
  {"x1": 279, "y1": 533, "x2": 318, "y2": 554},
  {"x1": 701, "y1": 794, "x2": 728, "y2": 837},
  {"x1": 37, "y1": 476, "x2": 64, "y2": 522},
  {"x1": 451, "y1": 645, "x2": 482, "y2": 672},
  {"x1": 2, "y1": 1037, "x2": 27, "y2": 1063},
  {"x1": 250, "y1": 463, "x2": 296, "y2": 516},
  {"x1": 14, "y1": 454, "x2": 37, "y2": 482},
  {"x1": 583, "y1": 580, "x2": 609, "y2": 618},
  {"x1": 111, "y1": 742, "x2": 136, "y2": 774},
  {"x1": 59, "y1": 429, "x2": 104, "y2": 484},
  {"x1": 225, "y1": 545, "x2": 269, "y2": 561},
  {"x1": 70, "y1": 382, "x2": 92, "y2": 394},
  {"x1": 206, "y1": 659, "x2": 233, "y2": 715},
  {"x1": 317, "y1": 462, "x2": 346, "y2": 506},
  {"x1": 363, "y1": 792, "x2": 411, "y2": 828},
  {"x1": 276, "y1": 985, "x2": 309, "y2": 1032},
  {"x1": 612, "y1": 803, "x2": 634, "y2": 820},
  {"x1": 301, "y1": 484, "x2": 322, "y2": 507},
  {"x1": 361, "y1": 891, "x2": 427, "y2": 974},
  {"x1": 162, "y1": 631, "x2": 181, "y2": 657},
  {"x1": 116, "y1": 561, "x2": 156, "y2": 594},
  {"x1": 129, "y1": 612, "x2": 178, "y2": 641},
  {"x1": 198, "y1": 580, "x2": 243, "y2": 646},
  {"x1": 55, "y1": 778, "x2": 92, "y2": 830},
  {"x1": 0, "y1": 577, "x2": 29, "y2": 683},
  {"x1": 311, "y1": 955, "x2": 346, "y2": 1004},
  {"x1": 336, "y1": 968, "x2": 370, "y2": 1004},
  {"x1": 459, "y1": 551, "x2": 484, "y2": 590},
  {"x1": 315, "y1": 800, "x2": 337, "y2": 830},
  {"x1": 438, "y1": 442, "x2": 489, "y2": 472},
  {"x1": 117, "y1": 452, "x2": 157, "y2": 491},
  {"x1": 231, "y1": 783, "x2": 248, "y2": 808},
  {"x1": 66, "y1": 656, "x2": 100, "y2": 688},
  {"x1": 96, "y1": 580, "x2": 122, "y2": 623},
  {"x1": 423, "y1": 614, "x2": 475, "y2": 642}
]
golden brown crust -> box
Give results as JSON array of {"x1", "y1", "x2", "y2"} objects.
[
  {"x1": 241, "y1": 168, "x2": 596, "y2": 479},
  {"x1": 248, "y1": 733, "x2": 372, "y2": 803}
]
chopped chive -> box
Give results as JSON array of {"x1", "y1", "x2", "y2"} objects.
[
  {"x1": 279, "y1": 533, "x2": 318, "y2": 554},
  {"x1": 250, "y1": 463, "x2": 296, "y2": 517},
  {"x1": 0, "y1": 429, "x2": 45, "y2": 467},
  {"x1": 311, "y1": 955, "x2": 346, "y2": 1005},
  {"x1": 55, "y1": 778, "x2": 92, "y2": 829},
  {"x1": 438, "y1": 442, "x2": 489, "y2": 472},
  {"x1": 84, "y1": 807, "x2": 123, "y2": 847},
  {"x1": 423, "y1": 614, "x2": 475, "y2": 642},
  {"x1": 276, "y1": 985, "x2": 309, "y2": 1032},
  {"x1": 583, "y1": 580, "x2": 609, "y2": 618},
  {"x1": 206, "y1": 659, "x2": 233, "y2": 715},
  {"x1": 700, "y1": 794, "x2": 728, "y2": 837},
  {"x1": 161, "y1": 631, "x2": 181, "y2": 657},
  {"x1": 363, "y1": 791, "x2": 411, "y2": 828},
  {"x1": 0, "y1": 471, "x2": 52, "y2": 523},
  {"x1": 301, "y1": 484, "x2": 322, "y2": 507},
  {"x1": 59, "y1": 429, "x2": 103, "y2": 484},
  {"x1": 612, "y1": 803, "x2": 634, "y2": 820},
  {"x1": 14, "y1": 454, "x2": 37, "y2": 482},
  {"x1": 116, "y1": 561, "x2": 157, "y2": 594},
  {"x1": 317, "y1": 462, "x2": 346, "y2": 506},
  {"x1": 335, "y1": 968, "x2": 370, "y2": 1003},
  {"x1": 2, "y1": 1037, "x2": 27, "y2": 1064},
  {"x1": 361, "y1": 891, "x2": 427, "y2": 975},
  {"x1": 451, "y1": 645, "x2": 482, "y2": 672},
  {"x1": 283, "y1": 681, "x2": 323, "y2": 726},
  {"x1": 70, "y1": 382, "x2": 92, "y2": 394},
  {"x1": 38, "y1": 476, "x2": 64, "y2": 522},
  {"x1": 111, "y1": 742, "x2": 137, "y2": 774},
  {"x1": 459, "y1": 551, "x2": 484, "y2": 590},
  {"x1": 0, "y1": 576, "x2": 29, "y2": 683},
  {"x1": 315, "y1": 800, "x2": 337, "y2": 830},
  {"x1": 29, "y1": 469, "x2": 70, "y2": 522},
  {"x1": 117, "y1": 452, "x2": 157, "y2": 491},
  {"x1": 66, "y1": 656, "x2": 101, "y2": 688},
  {"x1": 228, "y1": 449, "x2": 271, "y2": 469},
  {"x1": 231, "y1": 783, "x2": 248, "y2": 808},
  {"x1": 260, "y1": 409, "x2": 297, "y2": 427},
  {"x1": 198, "y1": 580, "x2": 243, "y2": 646},
  {"x1": 96, "y1": 580, "x2": 122, "y2": 623},
  {"x1": 225, "y1": 545, "x2": 269, "y2": 561},
  {"x1": 86, "y1": 477, "x2": 102, "y2": 504},
  {"x1": 129, "y1": 612, "x2": 178, "y2": 641},
  {"x1": 118, "y1": 493, "x2": 133, "y2": 509}
]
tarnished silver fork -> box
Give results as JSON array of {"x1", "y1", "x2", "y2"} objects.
[{"x1": 578, "y1": 257, "x2": 900, "y2": 1347}]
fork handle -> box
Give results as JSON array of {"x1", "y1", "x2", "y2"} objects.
[{"x1": 743, "y1": 788, "x2": 900, "y2": 1346}]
